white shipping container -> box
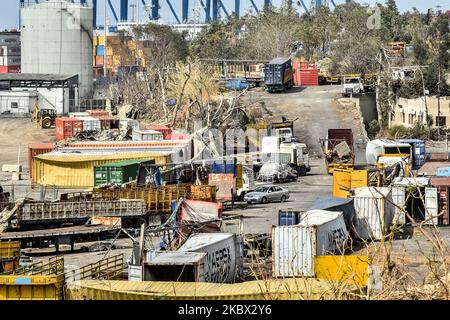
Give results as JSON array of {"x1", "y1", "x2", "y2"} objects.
[
  {"x1": 119, "y1": 119, "x2": 139, "y2": 131},
  {"x1": 179, "y1": 233, "x2": 238, "y2": 283},
  {"x1": 132, "y1": 129, "x2": 164, "y2": 142},
  {"x1": 79, "y1": 116, "x2": 101, "y2": 131},
  {"x1": 272, "y1": 210, "x2": 348, "y2": 278},
  {"x1": 353, "y1": 187, "x2": 395, "y2": 240}
]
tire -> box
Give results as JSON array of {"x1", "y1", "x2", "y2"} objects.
[
  {"x1": 280, "y1": 195, "x2": 286, "y2": 203},
  {"x1": 122, "y1": 219, "x2": 133, "y2": 229},
  {"x1": 299, "y1": 166, "x2": 307, "y2": 176},
  {"x1": 261, "y1": 197, "x2": 268, "y2": 204},
  {"x1": 42, "y1": 118, "x2": 52, "y2": 129},
  {"x1": 136, "y1": 218, "x2": 147, "y2": 229}
]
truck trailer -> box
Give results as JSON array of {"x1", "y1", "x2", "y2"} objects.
[{"x1": 264, "y1": 58, "x2": 294, "y2": 93}]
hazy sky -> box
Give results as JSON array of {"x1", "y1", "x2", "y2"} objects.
[{"x1": 1, "y1": 0, "x2": 448, "y2": 30}]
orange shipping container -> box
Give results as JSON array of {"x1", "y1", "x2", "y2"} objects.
[
  {"x1": 95, "y1": 55, "x2": 104, "y2": 66},
  {"x1": 28, "y1": 143, "x2": 54, "y2": 178}
]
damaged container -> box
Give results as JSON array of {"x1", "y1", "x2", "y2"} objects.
[
  {"x1": 94, "y1": 159, "x2": 155, "y2": 186},
  {"x1": 352, "y1": 187, "x2": 395, "y2": 240},
  {"x1": 143, "y1": 233, "x2": 238, "y2": 283},
  {"x1": 272, "y1": 210, "x2": 348, "y2": 278},
  {"x1": 27, "y1": 143, "x2": 54, "y2": 178},
  {"x1": 55, "y1": 117, "x2": 83, "y2": 141},
  {"x1": 132, "y1": 129, "x2": 164, "y2": 141},
  {"x1": 278, "y1": 209, "x2": 302, "y2": 226}
]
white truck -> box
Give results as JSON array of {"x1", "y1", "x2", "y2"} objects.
[
  {"x1": 342, "y1": 76, "x2": 364, "y2": 97},
  {"x1": 262, "y1": 136, "x2": 310, "y2": 176}
]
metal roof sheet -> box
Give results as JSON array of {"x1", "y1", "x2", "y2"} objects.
[
  {"x1": 145, "y1": 251, "x2": 206, "y2": 265},
  {"x1": 179, "y1": 233, "x2": 234, "y2": 252},
  {"x1": 0, "y1": 73, "x2": 78, "y2": 82},
  {"x1": 35, "y1": 152, "x2": 166, "y2": 163},
  {"x1": 299, "y1": 210, "x2": 343, "y2": 226}
]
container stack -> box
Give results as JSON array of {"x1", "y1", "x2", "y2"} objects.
[
  {"x1": 0, "y1": 31, "x2": 21, "y2": 74},
  {"x1": 93, "y1": 35, "x2": 137, "y2": 74},
  {"x1": 293, "y1": 60, "x2": 319, "y2": 87}
]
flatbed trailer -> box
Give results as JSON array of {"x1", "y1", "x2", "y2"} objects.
[{"x1": 0, "y1": 223, "x2": 121, "y2": 252}]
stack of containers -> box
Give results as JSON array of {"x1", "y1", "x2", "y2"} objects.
[
  {"x1": 86, "y1": 109, "x2": 112, "y2": 130},
  {"x1": 55, "y1": 117, "x2": 83, "y2": 141},
  {"x1": 0, "y1": 32, "x2": 21, "y2": 73},
  {"x1": 292, "y1": 60, "x2": 319, "y2": 86}
]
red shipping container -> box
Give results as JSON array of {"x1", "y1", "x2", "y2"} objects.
[
  {"x1": 28, "y1": 143, "x2": 54, "y2": 178},
  {"x1": 55, "y1": 117, "x2": 83, "y2": 141},
  {"x1": 0, "y1": 65, "x2": 21, "y2": 73},
  {"x1": 167, "y1": 132, "x2": 190, "y2": 140},
  {"x1": 97, "y1": 115, "x2": 112, "y2": 130},
  {"x1": 86, "y1": 110, "x2": 109, "y2": 117},
  {"x1": 143, "y1": 124, "x2": 172, "y2": 139},
  {"x1": 294, "y1": 69, "x2": 319, "y2": 86}
]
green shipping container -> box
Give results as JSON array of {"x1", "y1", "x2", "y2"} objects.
[{"x1": 94, "y1": 159, "x2": 155, "y2": 186}]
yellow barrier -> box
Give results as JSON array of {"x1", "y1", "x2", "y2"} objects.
[{"x1": 315, "y1": 256, "x2": 369, "y2": 287}]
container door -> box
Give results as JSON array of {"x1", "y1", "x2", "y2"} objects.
[
  {"x1": 425, "y1": 187, "x2": 438, "y2": 225},
  {"x1": 391, "y1": 186, "x2": 406, "y2": 225}
]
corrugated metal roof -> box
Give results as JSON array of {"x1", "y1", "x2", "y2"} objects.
[
  {"x1": 96, "y1": 159, "x2": 153, "y2": 168},
  {"x1": 353, "y1": 187, "x2": 391, "y2": 198},
  {"x1": 0, "y1": 73, "x2": 78, "y2": 82},
  {"x1": 392, "y1": 177, "x2": 429, "y2": 186},
  {"x1": 418, "y1": 161, "x2": 450, "y2": 176},
  {"x1": 35, "y1": 152, "x2": 166, "y2": 163},
  {"x1": 299, "y1": 210, "x2": 342, "y2": 226},
  {"x1": 269, "y1": 57, "x2": 290, "y2": 65},
  {"x1": 65, "y1": 278, "x2": 361, "y2": 300}
]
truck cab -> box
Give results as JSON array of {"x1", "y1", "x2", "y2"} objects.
[
  {"x1": 342, "y1": 76, "x2": 364, "y2": 97},
  {"x1": 279, "y1": 142, "x2": 310, "y2": 175}
]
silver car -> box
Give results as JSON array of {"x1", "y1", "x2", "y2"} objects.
[{"x1": 243, "y1": 185, "x2": 290, "y2": 204}]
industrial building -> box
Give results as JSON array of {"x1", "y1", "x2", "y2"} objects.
[
  {"x1": 21, "y1": 0, "x2": 93, "y2": 99},
  {"x1": 0, "y1": 73, "x2": 79, "y2": 115}
]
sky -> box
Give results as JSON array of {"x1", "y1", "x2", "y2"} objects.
[{"x1": 1, "y1": 0, "x2": 448, "y2": 30}]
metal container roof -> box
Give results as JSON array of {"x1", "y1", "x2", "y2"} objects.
[
  {"x1": 179, "y1": 233, "x2": 234, "y2": 252},
  {"x1": 268, "y1": 57, "x2": 290, "y2": 65},
  {"x1": 353, "y1": 187, "x2": 391, "y2": 198},
  {"x1": 96, "y1": 159, "x2": 154, "y2": 168},
  {"x1": 145, "y1": 251, "x2": 206, "y2": 265},
  {"x1": 299, "y1": 210, "x2": 343, "y2": 226},
  {"x1": 310, "y1": 197, "x2": 353, "y2": 210},
  {"x1": 392, "y1": 177, "x2": 429, "y2": 186},
  {"x1": 35, "y1": 151, "x2": 167, "y2": 163}
]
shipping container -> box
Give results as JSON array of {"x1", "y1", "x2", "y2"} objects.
[
  {"x1": 167, "y1": 132, "x2": 191, "y2": 140},
  {"x1": 0, "y1": 241, "x2": 20, "y2": 260},
  {"x1": 294, "y1": 68, "x2": 319, "y2": 86},
  {"x1": 366, "y1": 139, "x2": 411, "y2": 166},
  {"x1": 128, "y1": 265, "x2": 143, "y2": 281},
  {"x1": 119, "y1": 119, "x2": 139, "y2": 131},
  {"x1": 332, "y1": 169, "x2": 368, "y2": 198},
  {"x1": 95, "y1": 55, "x2": 104, "y2": 66},
  {"x1": 78, "y1": 116, "x2": 101, "y2": 131},
  {"x1": 132, "y1": 129, "x2": 164, "y2": 141},
  {"x1": 96, "y1": 115, "x2": 112, "y2": 130},
  {"x1": 430, "y1": 176, "x2": 450, "y2": 225},
  {"x1": 391, "y1": 177, "x2": 434, "y2": 225},
  {"x1": 85, "y1": 110, "x2": 109, "y2": 117},
  {"x1": 278, "y1": 209, "x2": 302, "y2": 226},
  {"x1": 143, "y1": 125, "x2": 172, "y2": 139},
  {"x1": 27, "y1": 143, "x2": 54, "y2": 178},
  {"x1": 32, "y1": 152, "x2": 170, "y2": 187},
  {"x1": 352, "y1": 187, "x2": 395, "y2": 240},
  {"x1": 396, "y1": 139, "x2": 426, "y2": 169},
  {"x1": 94, "y1": 159, "x2": 155, "y2": 186},
  {"x1": 272, "y1": 210, "x2": 348, "y2": 278},
  {"x1": 178, "y1": 233, "x2": 238, "y2": 283},
  {"x1": 310, "y1": 197, "x2": 357, "y2": 235},
  {"x1": 55, "y1": 117, "x2": 83, "y2": 141},
  {"x1": 96, "y1": 45, "x2": 105, "y2": 56},
  {"x1": 69, "y1": 112, "x2": 90, "y2": 118},
  {"x1": 264, "y1": 57, "x2": 294, "y2": 92}
]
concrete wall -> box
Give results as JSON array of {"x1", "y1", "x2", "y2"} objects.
[
  {"x1": 0, "y1": 91, "x2": 37, "y2": 114},
  {"x1": 390, "y1": 96, "x2": 450, "y2": 128}
]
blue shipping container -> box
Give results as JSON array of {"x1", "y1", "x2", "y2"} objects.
[
  {"x1": 96, "y1": 45, "x2": 105, "y2": 56},
  {"x1": 278, "y1": 210, "x2": 302, "y2": 226},
  {"x1": 211, "y1": 162, "x2": 236, "y2": 175},
  {"x1": 397, "y1": 139, "x2": 426, "y2": 168},
  {"x1": 436, "y1": 167, "x2": 450, "y2": 177}
]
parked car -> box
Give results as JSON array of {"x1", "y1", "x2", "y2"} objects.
[{"x1": 243, "y1": 185, "x2": 290, "y2": 204}]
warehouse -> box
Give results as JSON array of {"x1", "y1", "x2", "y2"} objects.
[{"x1": 0, "y1": 73, "x2": 79, "y2": 115}]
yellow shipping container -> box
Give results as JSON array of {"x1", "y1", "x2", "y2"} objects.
[
  {"x1": 65, "y1": 278, "x2": 362, "y2": 300},
  {"x1": 0, "y1": 275, "x2": 65, "y2": 300},
  {"x1": 333, "y1": 169, "x2": 368, "y2": 198},
  {"x1": 112, "y1": 55, "x2": 122, "y2": 67},
  {"x1": 0, "y1": 241, "x2": 20, "y2": 259},
  {"x1": 32, "y1": 152, "x2": 170, "y2": 188},
  {"x1": 315, "y1": 255, "x2": 370, "y2": 287},
  {"x1": 97, "y1": 35, "x2": 122, "y2": 46}
]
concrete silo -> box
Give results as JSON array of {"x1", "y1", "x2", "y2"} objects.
[{"x1": 21, "y1": 0, "x2": 93, "y2": 101}]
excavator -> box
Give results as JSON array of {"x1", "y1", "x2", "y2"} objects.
[{"x1": 32, "y1": 103, "x2": 56, "y2": 129}]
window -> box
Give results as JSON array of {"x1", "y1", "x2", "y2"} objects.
[
  {"x1": 408, "y1": 114, "x2": 415, "y2": 125},
  {"x1": 402, "y1": 113, "x2": 405, "y2": 123},
  {"x1": 10, "y1": 102, "x2": 18, "y2": 109},
  {"x1": 418, "y1": 115, "x2": 424, "y2": 124},
  {"x1": 436, "y1": 116, "x2": 447, "y2": 127}
]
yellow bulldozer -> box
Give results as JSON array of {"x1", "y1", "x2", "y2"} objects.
[{"x1": 33, "y1": 104, "x2": 56, "y2": 129}]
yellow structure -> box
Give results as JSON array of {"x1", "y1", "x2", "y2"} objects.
[
  {"x1": 315, "y1": 256, "x2": 370, "y2": 287},
  {"x1": 333, "y1": 169, "x2": 368, "y2": 198},
  {"x1": 0, "y1": 241, "x2": 20, "y2": 260},
  {"x1": 32, "y1": 152, "x2": 170, "y2": 188},
  {"x1": 65, "y1": 278, "x2": 362, "y2": 300}
]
